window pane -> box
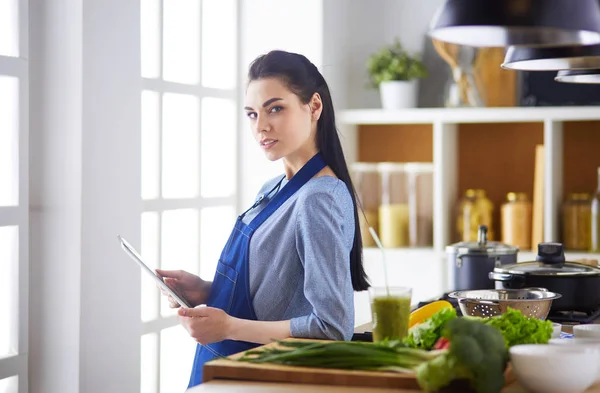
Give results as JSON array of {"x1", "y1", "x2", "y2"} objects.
[
  {"x1": 200, "y1": 98, "x2": 236, "y2": 198},
  {"x1": 0, "y1": 375, "x2": 18, "y2": 393},
  {"x1": 200, "y1": 206, "x2": 235, "y2": 281},
  {"x1": 163, "y1": 0, "x2": 200, "y2": 84},
  {"x1": 140, "y1": 333, "x2": 158, "y2": 393},
  {"x1": 141, "y1": 212, "x2": 160, "y2": 322},
  {"x1": 141, "y1": 0, "x2": 160, "y2": 78},
  {"x1": 0, "y1": 0, "x2": 18, "y2": 57},
  {"x1": 202, "y1": 0, "x2": 236, "y2": 89},
  {"x1": 162, "y1": 93, "x2": 199, "y2": 199},
  {"x1": 142, "y1": 90, "x2": 160, "y2": 200},
  {"x1": 160, "y1": 326, "x2": 195, "y2": 393},
  {"x1": 0, "y1": 226, "x2": 18, "y2": 357},
  {"x1": 0, "y1": 76, "x2": 19, "y2": 207},
  {"x1": 161, "y1": 209, "x2": 198, "y2": 316}
]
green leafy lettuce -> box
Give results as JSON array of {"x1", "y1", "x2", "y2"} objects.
[
  {"x1": 404, "y1": 307, "x2": 458, "y2": 350},
  {"x1": 481, "y1": 307, "x2": 553, "y2": 348}
]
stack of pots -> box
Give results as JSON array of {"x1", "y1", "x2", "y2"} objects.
[
  {"x1": 446, "y1": 225, "x2": 519, "y2": 291},
  {"x1": 490, "y1": 242, "x2": 600, "y2": 312}
]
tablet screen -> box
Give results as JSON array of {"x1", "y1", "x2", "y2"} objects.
[{"x1": 118, "y1": 235, "x2": 192, "y2": 308}]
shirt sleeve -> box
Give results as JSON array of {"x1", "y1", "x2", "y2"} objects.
[{"x1": 289, "y1": 181, "x2": 355, "y2": 341}]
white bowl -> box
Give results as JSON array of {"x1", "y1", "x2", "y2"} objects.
[
  {"x1": 552, "y1": 322, "x2": 562, "y2": 338},
  {"x1": 573, "y1": 324, "x2": 600, "y2": 339},
  {"x1": 549, "y1": 338, "x2": 600, "y2": 381},
  {"x1": 510, "y1": 344, "x2": 599, "y2": 393}
]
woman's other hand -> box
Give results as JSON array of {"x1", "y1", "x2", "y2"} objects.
[
  {"x1": 178, "y1": 306, "x2": 233, "y2": 345},
  {"x1": 155, "y1": 269, "x2": 211, "y2": 308}
]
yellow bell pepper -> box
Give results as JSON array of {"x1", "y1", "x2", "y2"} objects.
[{"x1": 408, "y1": 300, "x2": 454, "y2": 329}]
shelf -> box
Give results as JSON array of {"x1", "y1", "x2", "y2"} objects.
[
  {"x1": 456, "y1": 122, "x2": 544, "y2": 243},
  {"x1": 340, "y1": 106, "x2": 600, "y2": 125}
]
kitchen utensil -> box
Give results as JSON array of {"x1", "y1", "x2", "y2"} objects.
[
  {"x1": 446, "y1": 225, "x2": 518, "y2": 291},
  {"x1": 447, "y1": 288, "x2": 561, "y2": 319},
  {"x1": 489, "y1": 242, "x2": 600, "y2": 312}
]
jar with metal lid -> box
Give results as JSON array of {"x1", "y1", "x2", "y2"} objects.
[
  {"x1": 446, "y1": 225, "x2": 519, "y2": 291},
  {"x1": 404, "y1": 162, "x2": 434, "y2": 247},
  {"x1": 351, "y1": 162, "x2": 380, "y2": 247},
  {"x1": 501, "y1": 192, "x2": 532, "y2": 250},
  {"x1": 457, "y1": 189, "x2": 494, "y2": 242},
  {"x1": 378, "y1": 163, "x2": 408, "y2": 248},
  {"x1": 562, "y1": 192, "x2": 592, "y2": 251}
]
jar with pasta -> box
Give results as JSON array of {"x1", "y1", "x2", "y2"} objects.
[
  {"x1": 501, "y1": 192, "x2": 532, "y2": 250},
  {"x1": 457, "y1": 189, "x2": 494, "y2": 242},
  {"x1": 378, "y1": 163, "x2": 409, "y2": 247},
  {"x1": 563, "y1": 193, "x2": 592, "y2": 251},
  {"x1": 351, "y1": 162, "x2": 380, "y2": 248}
]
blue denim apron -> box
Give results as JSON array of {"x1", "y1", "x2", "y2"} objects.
[{"x1": 187, "y1": 153, "x2": 326, "y2": 388}]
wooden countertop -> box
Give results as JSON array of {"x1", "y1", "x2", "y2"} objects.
[{"x1": 188, "y1": 380, "x2": 420, "y2": 392}]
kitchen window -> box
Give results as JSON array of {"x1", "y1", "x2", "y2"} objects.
[
  {"x1": 0, "y1": 0, "x2": 28, "y2": 392},
  {"x1": 139, "y1": 0, "x2": 239, "y2": 392}
]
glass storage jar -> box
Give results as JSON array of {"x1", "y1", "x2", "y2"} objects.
[
  {"x1": 591, "y1": 167, "x2": 600, "y2": 253},
  {"x1": 501, "y1": 192, "x2": 532, "y2": 250},
  {"x1": 377, "y1": 163, "x2": 408, "y2": 248},
  {"x1": 563, "y1": 192, "x2": 592, "y2": 251},
  {"x1": 351, "y1": 162, "x2": 380, "y2": 248},
  {"x1": 457, "y1": 189, "x2": 494, "y2": 242},
  {"x1": 404, "y1": 163, "x2": 434, "y2": 247}
]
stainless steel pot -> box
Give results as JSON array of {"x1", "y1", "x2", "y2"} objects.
[
  {"x1": 446, "y1": 225, "x2": 519, "y2": 291},
  {"x1": 489, "y1": 242, "x2": 600, "y2": 312}
]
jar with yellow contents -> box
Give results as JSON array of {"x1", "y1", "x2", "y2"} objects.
[
  {"x1": 457, "y1": 189, "x2": 494, "y2": 242},
  {"x1": 377, "y1": 163, "x2": 409, "y2": 247},
  {"x1": 350, "y1": 162, "x2": 380, "y2": 247},
  {"x1": 563, "y1": 193, "x2": 592, "y2": 251}
]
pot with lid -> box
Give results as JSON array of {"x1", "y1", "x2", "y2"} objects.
[
  {"x1": 489, "y1": 242, "x2": 600, "y2": 312},
  {"x1": 446, "y1": 225, "x2": 519, "y2": 291}
]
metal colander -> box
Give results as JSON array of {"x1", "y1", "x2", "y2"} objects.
[{"x1": 447, "y1": 288, "x2": 562, "y2": 319}]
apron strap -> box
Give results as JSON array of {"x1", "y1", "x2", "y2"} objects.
[
  {"x1": 248, "y1": 153, "x2": 327, "y2": 231},
  {"x1": 239, "y1": 175, "x2": 286, "y2": 220}
]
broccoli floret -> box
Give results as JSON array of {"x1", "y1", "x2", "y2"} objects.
[{"x1": 415, "y1": 317, "x2": 509, "y2": 393}]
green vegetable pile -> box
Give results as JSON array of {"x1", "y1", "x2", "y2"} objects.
[
  {"x1": 404, "y1": 306, "x2": 553, "y2": 350},
  {"x1": 404, "y1": 307, "x2": 457, "y2": 350},
  {"x1": 238, "y1": 317, "x2": 509, "y2": 393},
  {"x1": 480, "y1": 308, "x2": 553, "y2": 348}
]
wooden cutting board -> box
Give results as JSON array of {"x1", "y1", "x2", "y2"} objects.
[{"x1": 203, "y1": 339, "x2": 515, "y2": 391}]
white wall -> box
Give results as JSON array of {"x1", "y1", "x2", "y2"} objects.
[
  {"x1": 238, "y1": 0, "x2": 324, "y2": 209},
  {"x1": 29, "y1": 1, "x2": 141, "y2": 392}
]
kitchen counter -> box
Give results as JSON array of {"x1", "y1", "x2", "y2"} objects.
[{"x1": 188, "y1": 321, "x2": 600, "y2": 393}]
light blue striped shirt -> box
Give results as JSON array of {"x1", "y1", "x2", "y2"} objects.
[{"x1": 242, "y1": 175, "x2": 356, "y2": 341}]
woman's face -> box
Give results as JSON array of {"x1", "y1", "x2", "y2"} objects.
[{"x1": 244, "y1": 77, "x2": 321, "y2": 163}]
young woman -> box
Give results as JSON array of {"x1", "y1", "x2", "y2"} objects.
[{"x1": 157, "y1": 50, "x2": 369, "y2": 388}]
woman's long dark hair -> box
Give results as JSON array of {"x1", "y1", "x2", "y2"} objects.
[{"x1": 248, "y1": 50, "x2": 370, "y2": 292}]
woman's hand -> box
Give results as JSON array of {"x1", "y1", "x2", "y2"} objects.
[
  {"x1": 155, "y1": 269, "x2": 211, "y2": 308},
  {"x1": 178, "y1": 306, "x2": 233, "y2": 345}
]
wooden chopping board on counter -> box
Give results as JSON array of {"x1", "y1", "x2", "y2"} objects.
[{"x1": 203, "y1": 339, "x2": 516, "y2": 391}]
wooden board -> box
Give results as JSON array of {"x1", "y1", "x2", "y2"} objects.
[{"x1": 203, "y1": 339, "x2": 516, "y2": 391}]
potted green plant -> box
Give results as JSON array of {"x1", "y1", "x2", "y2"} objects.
[{"x1": 367, "y1": 39, "x2": 428, "y2": 109}]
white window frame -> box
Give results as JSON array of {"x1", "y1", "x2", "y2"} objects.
[
  {"x1": 0, "y1": 0, "x2": 29, "y2": 392},
  {"x1": 140, "y1": 1, "x2": 240, "y2": 391}
]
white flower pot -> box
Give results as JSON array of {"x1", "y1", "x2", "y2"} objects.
[{"x1": 379, "y1": 80, "x2": 418, "y2": 109}]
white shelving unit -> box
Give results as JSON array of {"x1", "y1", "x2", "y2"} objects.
[
  {"x1": 344, "y1": 107, "x2": 600, "y2": 326},
  {"x1": 340, "y1": 106, "x2": 600, "y2": 252}
]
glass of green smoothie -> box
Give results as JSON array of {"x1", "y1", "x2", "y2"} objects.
[{"x1": 369, "y1": 286, "x2": 412, "y2": 342}]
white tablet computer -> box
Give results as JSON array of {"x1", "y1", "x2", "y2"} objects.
[{"x1": 118, "y1": 234, "x2": 192, "y2": 308}]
